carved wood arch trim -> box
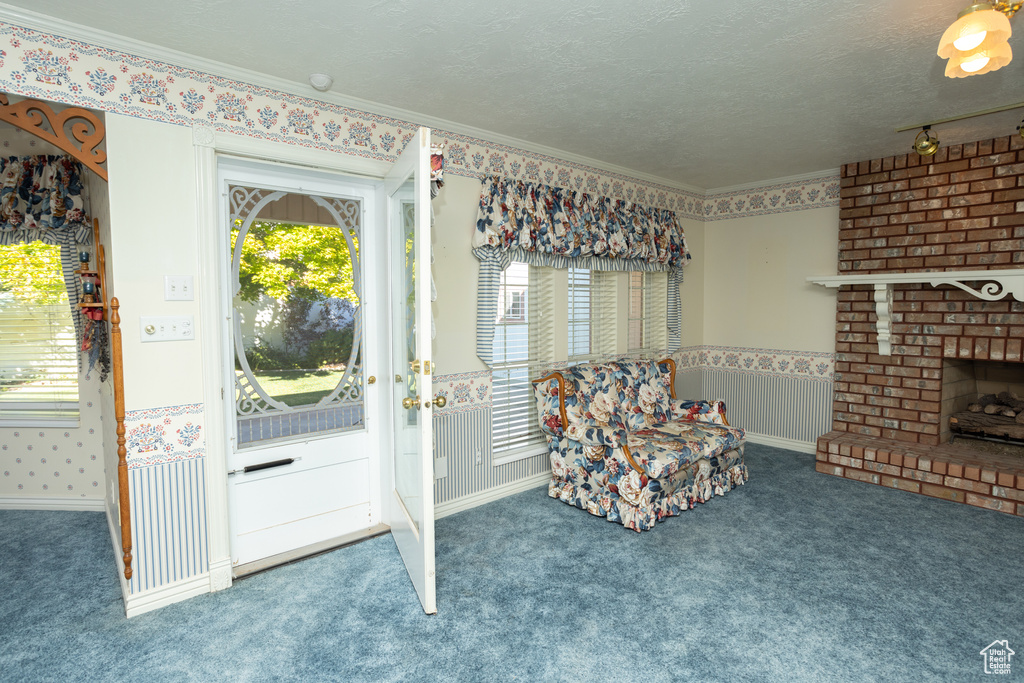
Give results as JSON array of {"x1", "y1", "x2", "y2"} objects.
[{"x1": 0, "y1": 93, "x2": 107, "y2": 181}]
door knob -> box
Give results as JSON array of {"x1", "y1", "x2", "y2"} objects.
[
  {"x1": 432, "y1": 395, "x2": 447, "y2": 408},
  {"x1": 367, "y1": 376, "x2": 376, "y2": 385},
  {"x1": 402, "y1": 396, "x2": 420, "y2": 410}
]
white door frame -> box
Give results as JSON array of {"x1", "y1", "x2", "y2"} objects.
[{"x1": 193, "y1": 123, "x2": 394, "y2": 592}]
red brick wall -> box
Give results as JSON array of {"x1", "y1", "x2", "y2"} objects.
[
  {"x1": 839, "y1": 135, "x2": 1024, "y2": 273},
  {"x1": 831, "y1": 134, "x2": 1024, "y2": 447}
]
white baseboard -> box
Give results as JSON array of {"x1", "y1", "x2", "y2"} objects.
[
  {"x1": 105, "y1": 504, "x2": 131, "y2": 612},
  {"x1": 209, "y1": 557, "x2": 233, "y2": 592},
  {"x1": 744, "y1": 432, "x2": 816, "y2": 454},
  {"x1": 0, "y1": 496, "x2": 105, "y2": 511},
  {"x1": 123, "y1": 573, "x2": 211, "y2": 619},
  {"x1": 435, "y1": 472, "x2": 551, "y2": 519}
]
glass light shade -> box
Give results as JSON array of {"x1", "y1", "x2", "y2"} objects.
[
  {"x1": 960, "y1": 53, "x2": 990, "y2": 72},
  {"x1": 937, "y1": 5, "x2": 1011, "y2": 59},
  {"x1": 943, "y1": 41, "x2": 1012, "y2": 77},
  {"x1": 954, "y1": 30, "x2": 986, "y2": 51}
]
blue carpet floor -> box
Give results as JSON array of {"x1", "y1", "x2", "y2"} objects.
[{"x1": 1, "y1": 445, "x2": 1022, "y2": 682}]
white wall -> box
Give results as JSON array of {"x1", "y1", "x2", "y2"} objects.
[
  {"x1": 105, "y1": 114, "x2": 204, "y2": 410},
  {"x1": 678, "y1": 217, "x2": 705, "y2": 349},
  {"x1": 703, "y1": 206, "x2": 839, "y2": 352},
  {"x1": 430, "y1": 174, "x2": 487, "y2": 376}
]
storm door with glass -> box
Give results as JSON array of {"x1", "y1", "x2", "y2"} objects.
[
  {"x1": 219, "y1": 159, "x2": 382, "y2": 572},
  {"x1": 385, "y1": 127, "x2": 436, "y2": 614}
]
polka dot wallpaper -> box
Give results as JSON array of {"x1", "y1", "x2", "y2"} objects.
[{"x1": 0, "y1": 369, "x2": 106, "y2": 500}]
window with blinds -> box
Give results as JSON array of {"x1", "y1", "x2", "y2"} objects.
[
  {"x1": 567, "y1": 267, "x2": 592, "y2": 360},
  {"x1": 628, "y1": 271, "x2": 668, "y2": 356},
  {"x1": 491, "y1": 261, "x2": 546, "y2": 457},
  {"x1": 0, "y1": 244, "x2": 79, "y2": 426},
  {"x1": 628, "y1": 272, "x2": 646, "y2": 352}
]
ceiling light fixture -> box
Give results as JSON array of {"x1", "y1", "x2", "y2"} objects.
[
  {"x1": 308, "y1": 73, "x2": 334, "y2": 92},
  {"x1": 913, "y1": 126, "x2": 940, "y2": 156},
  {"x1": 938, "y1": 3, "x2": 1018, "y2": 77}
]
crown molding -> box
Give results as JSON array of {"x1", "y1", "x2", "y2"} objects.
[
  {"x1": 0, "y1": 3, "x2": 704, "y2": 196},
  {"x1": 705, "y1": 168, "x2": 841, "y2": 196}
]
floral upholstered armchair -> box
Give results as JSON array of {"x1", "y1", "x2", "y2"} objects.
[{"x1": 533, "y1": 358, "x2": 747, "y2": 532}]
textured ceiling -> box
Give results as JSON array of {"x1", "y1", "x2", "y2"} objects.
[{"x1": 4, "y1": 0, "x2": 1023, "y2": 189}]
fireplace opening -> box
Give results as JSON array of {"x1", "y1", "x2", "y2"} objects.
[{"x1": 942, "y1": 359, "x2": 1024, "y2": 454}]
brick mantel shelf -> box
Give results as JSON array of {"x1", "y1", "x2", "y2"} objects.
[{"x1": 808, "y1": 269, "x2": 1024, "y2": 355}]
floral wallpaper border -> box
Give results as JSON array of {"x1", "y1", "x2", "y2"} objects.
[
  {"x1": 432, "y1": 371, "x2": 491, "y2": 416},
  {"x1": 674, "y1": 345, "x2": 835, "y2": 382},
  {"x1": 702, "y1": 176, "x2": 841, "y2": 221},
  {"x1": 0, "y1": 19, "x2": 836, "y2": 222},
  {"x1": 123, "y1": 402, "x2": 205, "y2": 469}
]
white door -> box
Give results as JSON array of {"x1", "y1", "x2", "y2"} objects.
[
  {"x1": 385, "y1": 127, "x2": 436, "y2": 614},
  {"x1": 219, "y1": 159, "x2": 384, "y2": 572}
]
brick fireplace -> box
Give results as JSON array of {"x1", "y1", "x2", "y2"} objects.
[{"x1": 815, "y1": 133, "x2": 1024, "y2": 516}]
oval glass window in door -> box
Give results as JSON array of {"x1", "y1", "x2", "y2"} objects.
[{"x1": 228, "y1": 186, "x2": 364, "y2": 446}]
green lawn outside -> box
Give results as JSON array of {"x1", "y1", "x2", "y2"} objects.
[{"x1": 251, "y1": 368, "x2": 350, "y2": 407}]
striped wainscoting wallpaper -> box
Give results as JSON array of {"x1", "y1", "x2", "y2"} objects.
[
  {"x1": 432, "y1": 408, "x2": 549, "y2": 505},
  {"x1": 128, "y1": 457, "x2": 209, "y2": 594},
  {"x1": 123, "y1": 403, "x2": 209, "y2": 595},
  {"x1": 674, "y1": 346, "x2": 835, "y2": 448},
  {"x1": 702, "y1": 371, "x2": 833, "y2": 444}
]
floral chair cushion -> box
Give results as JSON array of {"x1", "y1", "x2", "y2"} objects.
[
  {"x1": 672, "y1": 399, "x2": 728, "y2": 425},
  {"x1": 605, "y1": 360, "x2": 673, "y2": 431},
  {"x1": 562, "y1": 364, "x2": 627, "y2": 446},
  {"x1": 533, "y1": 377, "x2": 564, "y2": 437},
  {"x1": 625, "y1": 420, "x2": 746, "y2": 479}
]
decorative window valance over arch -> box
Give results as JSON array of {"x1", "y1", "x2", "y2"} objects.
[{"x1": 472, "y1": 175, "x2": 688, "y2": 366}]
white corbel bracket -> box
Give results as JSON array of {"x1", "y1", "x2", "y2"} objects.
[
  {"x1": 874, "y1": 283, "x2": 894, "y2": 355},
  {"x1": 808, "y1": 269, "x2": 1024, "y2": 357}
]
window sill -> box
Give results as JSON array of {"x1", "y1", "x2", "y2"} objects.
[
  {"x1": 492, "y1": 443, "x2": 548, "y2": 467},
  {"x1": 0, "y1": 417, "x2": 80, "y2": 429}
]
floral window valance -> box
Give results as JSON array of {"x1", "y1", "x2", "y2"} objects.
[
  {"x1": 472, "y1": 175, "x2": 686, "y2": 367},
  {"x1": 472, "y1": 175, "x2": 690, "y2": 270},
  {"x1": 0, "y1": 155, "x2": 91, "y2": 244}
]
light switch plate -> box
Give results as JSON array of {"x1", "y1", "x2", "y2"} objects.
[
  {"x1": 434, "y1": 456, "x2": 448, "y2": 480},
  {"x1": 140, "y1": 315, "x2": 195, "y2": 342},
  {"x1": 164, "y1": 276, "x2": 194, "y2": 301}
]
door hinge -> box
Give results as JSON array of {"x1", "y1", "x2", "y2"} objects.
[{"x1": 221, "y1": 387, "x2": 224, "y2": 400}]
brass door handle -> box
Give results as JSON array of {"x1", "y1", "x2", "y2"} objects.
[
  {"x1": 432, "y1": 396, "x2": 447, "y2": 408},
  {"x1": 367, "y1": 376, "x2": 376, "y2": 385},
  {"x1": 402, "y1": 396, "x2": 420, "y2": 410}
]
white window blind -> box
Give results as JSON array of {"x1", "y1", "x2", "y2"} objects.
[
  {"x1": 491, "y1": 262, "x2": 548, "y2": 457},
  {"x1": 628, "y1": 271, "x2": 646, "y2": 352},
  {"x1": 646, "y1": 271, "x2": 669, "y2": 355},
  {"x1": 0, "y1": 248, "x2": 79, "y2": 426},
  {"x1": 593, "y1": 271, "x2": 617, "y2": 359},
  {"x1": 628, "y1": 271, "x2": 668, "y2": 356},
  {"x1": 567, "y1": 267, "x2": 593, "y2": 360}
]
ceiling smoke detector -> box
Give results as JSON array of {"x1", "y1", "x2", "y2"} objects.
[{"x1": 308, "y1": 73, "x2": 334, "y2": 92}]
